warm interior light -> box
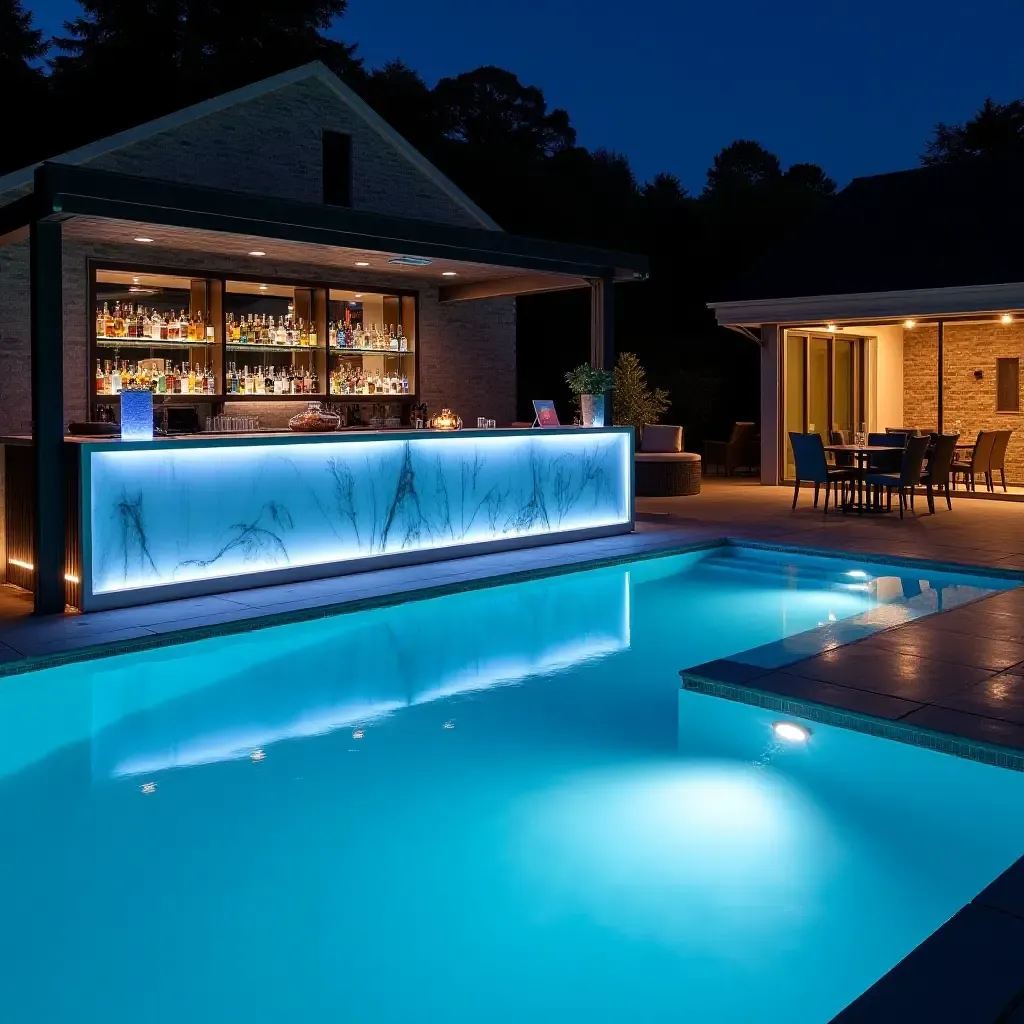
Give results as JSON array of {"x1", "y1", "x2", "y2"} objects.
[
  {"x1": 249, "y1": 250, "x2": 266, "y2": 257},
  {"x1": 903, "y1": 319, "x2": 916, "y2": 329},
  {"x1": 355, "y1": 261, "x2": 370, "y2": 267},
  {"x1": 10, "y1": 557, "x2": 81, "y2": 585},
  {"x1": 1002, "y1": 314, "x2": 1014, "y2": 325},
  {"x1": 134, "y1": 237, "x2": 154, "y2": 243},
  {"x1": 442, "y1": 271, "x2": 458, "y2": 277},
  {"x1": 773, "y1": 721, "x2": 811, "y2": 743},
  {"x1": 825, "y1": 323, "x2": 837, "y2": 332}
]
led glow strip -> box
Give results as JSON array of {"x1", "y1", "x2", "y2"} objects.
[{"x1": 7, "y1": 558, "x2": 79, "y2": 584}]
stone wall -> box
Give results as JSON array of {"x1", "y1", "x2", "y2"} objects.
[
  {"x1": 903, "y1": 321, "x2": 1024, "y2": 483},
  {"x1": 87, "y1": 77, "x2": 489, "y2": 229}
]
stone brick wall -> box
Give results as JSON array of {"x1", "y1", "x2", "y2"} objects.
[
  {"x1": 902, "y1": 325, "x2": 939, "y2": 435},
  {"x1": 0, "y1": 241, "x2": 31, "y2": 436},
  {"x1": 87, "y1": 77, "x2": 489, "y2": 229},
  {"x1": 47, "y1": 239, "x2": 515, "y2": 431},
  {"x1": 903, "y1": 321, "x2": 1024, "y2": 482}
]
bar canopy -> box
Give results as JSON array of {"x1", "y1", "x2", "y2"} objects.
[{"x1": 5, "y1": 162, "x2": 648, "y2": 302}]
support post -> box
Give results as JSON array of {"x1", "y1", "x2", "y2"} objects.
[
  {"x1": 589, "y1": 274, "x2": 614, "y2": 370},
  {"x1": 760, "y1": 324, "x2": 780, "y2": 485},
  {"x1": 937, "y1": 319, "x2": 944, "y2": 434},
  {"x1": 30, "y1": 217, "x2": 65, "y2": 615}
]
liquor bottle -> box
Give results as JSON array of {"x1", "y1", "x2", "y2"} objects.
[
  {"x1": 328, "y1": 321, "x2": 337, "y2": 348},
  {"x1": 308, "y1": 320, "x2": 317, "y2": 347},
  {"x1": 111, "y1": 362, "x2": 122, "y2": 394},
  {"x1": 157, "y1": 362, "x2": 167, "y2": 394},
  {"x1": 96, "y1": 359, "x2": 104, "y2": 394},
  {"x1": 310, "y1": 367, "x2": 319, "y2": 393},
  {"x1": 206, "y1": 366, "x2": 215, "y2": 394}
]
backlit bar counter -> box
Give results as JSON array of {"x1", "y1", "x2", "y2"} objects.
[{"x1": 75, "y1": 426, "x2": 634, "y2": 610}]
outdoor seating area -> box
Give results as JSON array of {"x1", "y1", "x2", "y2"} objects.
[
  {"x1": 703, "y1": 421, "x2": 759, "y2": 476},
  {"x1": 635, "y1": 424, "x2": 702, "y2": 497},
  {"x1": 790, "y1": 429, "x2": 969, "y2": 519},
  {"x1": 952, "y1": 429, "x2": 1013, "y2": 492}
]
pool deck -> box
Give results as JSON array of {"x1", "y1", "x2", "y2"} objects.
[{"x1": 5, "y1": 476, "x2": 1024, "y2": 1021}]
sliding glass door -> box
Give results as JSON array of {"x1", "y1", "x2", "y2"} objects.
[{"x1": 782, "y1": 332, "x2": 866, "y2": 480}]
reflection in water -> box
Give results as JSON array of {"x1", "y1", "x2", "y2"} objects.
[{"x1": 98, "y1": 571, "x2": 631, "y2": 777}]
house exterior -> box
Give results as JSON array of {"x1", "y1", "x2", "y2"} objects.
[
  {"x1": 0, "y1": 62, "x2": 646, "y2": 613},
  {"x1": 708, "y1": 156, "x2": 1024, "y2": 487}
]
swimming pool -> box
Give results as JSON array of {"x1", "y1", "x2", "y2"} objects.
[{"x1": 1, "y1": 546, "x2": 1022, "y2": 1022}]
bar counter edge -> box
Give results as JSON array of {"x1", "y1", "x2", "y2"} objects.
[{"x1": 76, "y1": 425, "x2": 636, "y2": 611}]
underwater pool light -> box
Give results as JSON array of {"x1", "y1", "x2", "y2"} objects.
[
  {"x1": 773, "y1": 721, "x2": 811, "y2": 743},
  {"x1": 845, "y1": 570, "x2": 869, "y2": 579}
]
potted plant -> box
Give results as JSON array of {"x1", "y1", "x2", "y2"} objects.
[
  {"x1": 565, "y1": 364, "x2": 615, "y2": 427},
  {"x1": 612, "y1": 351, "x2": 670, "y2": 447}
]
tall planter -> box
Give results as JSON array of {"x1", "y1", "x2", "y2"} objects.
[{"x1": 580, "y1": 393, "x2": 606, "y2": 427}]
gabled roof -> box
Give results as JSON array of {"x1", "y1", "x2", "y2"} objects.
[
  {"x1": 0, "y1": 61, "x2": 501, "y2": 231},
  {"x1": 713, "y1": 155, "x2": 1024, "y2": 305}
]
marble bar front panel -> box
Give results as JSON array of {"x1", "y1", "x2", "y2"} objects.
[{"x1": 79, "y1": 427, "x2": 635, "y2": 609}]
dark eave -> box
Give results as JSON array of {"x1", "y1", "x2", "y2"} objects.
[{"x1": 21, "y1": 163, "x2": 647, "y2": 283}]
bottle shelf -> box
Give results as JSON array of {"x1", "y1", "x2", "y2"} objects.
[
  {"x1": 226, "y1": 343, "x2": 319, "y2": 353},
  {"x1": 96, "y1": 337, "x2": 216, "y2": 349},
  {"x1": 330, "y1": 347, "x2": 412, "y2": 355}
]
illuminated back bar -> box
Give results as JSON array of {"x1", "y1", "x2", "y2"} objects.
[{"x1": 77, "y1": 426, "x2": 634, "y2": 610}]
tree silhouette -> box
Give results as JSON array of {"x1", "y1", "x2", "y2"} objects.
[
  {"x1": 0, "y1": 0, "x2": 48, "y2": 173},
  {"x1": 704, "y1": 139, "x2": 782, "y2": 194},
  {"x1": 923, "y1": 97, "x2": 1024, "y2": 164}
]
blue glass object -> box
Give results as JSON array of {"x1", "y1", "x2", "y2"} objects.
[
  {"x1": 0, "y1": 548, "x2": 1020, "y2": 1023},
  {"x1": 118, "y1": 389, "x2": 154, "y2": 440},
  {"x1": 87, "y1": 430, "x2": 633, "y2": 596}
]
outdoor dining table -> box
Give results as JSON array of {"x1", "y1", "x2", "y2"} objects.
[{"x1": 823, "y1": 444, "x2": 901, "y2": 513}]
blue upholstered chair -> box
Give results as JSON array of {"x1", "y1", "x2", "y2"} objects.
[{"x1": 790, "y1": 432, "x2": 856, "y2": 514}]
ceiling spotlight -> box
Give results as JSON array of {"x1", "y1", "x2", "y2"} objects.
[
  {"x1": 442, "y1": 271, "x2": 458, "y2": 277},
  {"x1": 354, "y1": 293, "x2": 363, "y2": 299},
  {"x1": 249, "y1": 250, "x2": 266, "y2": 257},
  {"x1": 134, "y1": 237, "x2": 154, "y2": 243},
  {"x1": 773, "y1": 721, "x2": 811, "y2": 743},
  {"x1": 355, "y1": 261, "x2": 370, "y2": 267},
  {"x1": 259, "y1": 284, "x2": 268, "y2": 291},
  {"x1": 903, "y1": 319, "x2": 916, "y2": 329},
  {"x1": 825, "y1": 322, "x2": 837, "y2": 332},
  {"x1": 132, "y1": 276, "x2": 140, "y2": 284},
  {"x1": 1002, "y1": 314, "x2": 1014, "y2": 325}
]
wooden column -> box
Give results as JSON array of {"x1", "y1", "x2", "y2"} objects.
[
  {"x1": 760, "y1": 324, "x2": 781, "y2": 485},
  {"x1": 589, "y1": 274, "x2": 615, "y2": 370},
  {"x1": 30, "y1": 216, "x2": 66, "y2": 615}
]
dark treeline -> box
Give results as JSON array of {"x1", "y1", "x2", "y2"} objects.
[{"x1": 2, "y1": 0, "x2": 1017, "y2": 434}]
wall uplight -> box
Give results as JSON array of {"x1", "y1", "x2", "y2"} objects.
[
  {"x1": 903, "y1": 319, "x2": 916, "y2": 329},
  {"x1": 773, "y1": 721, "x2": 811, "y2": 743},
  {"x1": 355, "y1": 261, "x2": 370, "y2": 267},
  {"x1": 1002, "y1": 314, "x2": 1014, "y2": 325},
  {"x1": 133, "y1": 237, "x2": 154, "y2": 243},
  {"x1": 248, "y1": 250, "x2": 266, "y2": 257}
]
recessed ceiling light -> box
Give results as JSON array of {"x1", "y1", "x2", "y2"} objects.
[
  {"x1": 773, "y1": 721, "x2": 811, "y2": 743},
  {"x1": 132, "y1": 276, "x2": 140, "y2": 284},
  {"x1": 354, "y1": 293, "x2": 363, "y2": 299},
  {"x1": 1002, "y1": 314, "x2": 1014, "y2": 324},
  {"x1": 355, "y1": 261, "x2": 370, "y2": 267},
  {"x1": 825, "y1": 322, "x2": 837, "y2": 332},
  {"x1": 442, "y1": 271, "x2": 458, "y2": 277},
  {"x1": 134, "y1": 237, "x2": 154, "y2": 243},
  {"x1": 259, "y1": 284, "x2": 267, "y2": 291},
  {"x1": 903, "y1": 319, "x2": 916, "y2": 329},
  {"x1": 249, "y1": 250, "x2": 266, "y2": 257}
]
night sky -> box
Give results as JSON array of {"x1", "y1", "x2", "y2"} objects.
[{"x1": 26, "y1": 0, "x2": 1024, "y2": 191}]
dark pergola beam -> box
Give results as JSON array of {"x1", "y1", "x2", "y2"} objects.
[
  {"x1": 35, "y1": 162, "x2": 648, "y2": 282},
  {"x1": 438, "y1": 274, "x2": 588, "y2": 303},
  {"x1": 29, "y1": 213, "x2": 66, "y2": 615},
  {"x1": 590, "y1": 274, "x2": 615, "y2": 370}
]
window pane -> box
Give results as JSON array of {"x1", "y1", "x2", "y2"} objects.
[
  {"x1": 997, "y1": 358, "x2": 1020, "y2": 413},
  {"x1": 833, "y1": 339, "x2": 854, "y2": 438},
  {"x1": 808, "y1": 337, "x2": 829, "y2": 444}
]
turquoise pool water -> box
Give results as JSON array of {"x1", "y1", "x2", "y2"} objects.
[{"x1": 2, "y1": 546, "x2": 1023, "y2": 1023}]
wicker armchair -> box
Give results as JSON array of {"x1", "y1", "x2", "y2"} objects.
[{"x1": 704, "y1": 422, "x2": 759, "y2": 476}]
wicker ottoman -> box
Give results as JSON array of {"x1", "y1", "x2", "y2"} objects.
[{"x1": 635, "y1": 452, "x2": 702, "y2": 497}]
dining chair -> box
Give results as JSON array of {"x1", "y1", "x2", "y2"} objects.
[
  {"x1": 864, "y1": 435, "x2": 931, "y2": 519},
  {"x1": 952, "y1": 431, "x2": 996, "y2": 491},
  {"x1": 790, "y1": 432, "x2": 856, "y2": 514},
  {"x1": 989, "y1": 429, "x2": 1012, "y2": 492},
  {"x1": 921, "y1": 433, "x2": 959, "y2": 512}
]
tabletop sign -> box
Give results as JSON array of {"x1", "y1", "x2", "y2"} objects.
[{"x1": 532, "y1": 400, "x2": 560, "y2": 428}]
